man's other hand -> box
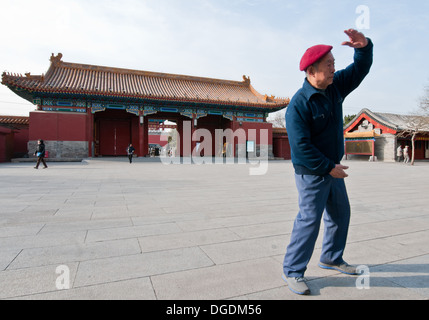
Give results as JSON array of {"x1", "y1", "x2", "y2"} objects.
[{"x1": 330, "y1": 164, "x2": 349, "y2": 179}]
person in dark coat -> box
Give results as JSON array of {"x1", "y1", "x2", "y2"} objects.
[
  {"x1": 34, "y1": 139, "x2": 48, "y2": 169},
  {"x1": 127, "y1": 144, "x2": 136, "y2": 164},
  {"x1": 282, "y1": 29, "x2": 373, "y2": 295}
]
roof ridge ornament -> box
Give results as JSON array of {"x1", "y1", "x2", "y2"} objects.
[
  {"x1": 243, "y1": 75, "x2": 251, "y2": 85},
  {"x1": 25, "y1": 72, "x2": 45, "y2": 82},
  {"x1": 50, "y1": 53, "x2": 63, "y2": 66},
  {"x1": 264, "y1": 94, "x2": 276, "y2": 102}
]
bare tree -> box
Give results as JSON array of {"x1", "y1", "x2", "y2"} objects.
[
  {"x1": 397, "y1": 116, "x2": 428, "y2": 165},
  {"x1": 269, "y1": 109, "x2": 286, "y2": 128},
  {"x1": 420, "y1": 85, "x2": 429, "y2": 115},
  {"x1": 397, "y1": 85, "x2": 429, "y2": 165}
]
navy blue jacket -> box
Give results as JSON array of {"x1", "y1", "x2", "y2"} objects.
[
  {"x1": 285, "y1": 39, "x2": 373, "y2": 176},
  {"x1": 35, "y1": 143, "x2": 46, "y2": 158}
]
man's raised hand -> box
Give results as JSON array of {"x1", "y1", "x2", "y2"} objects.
[{"x1": 342, "y1": 29, "x2": 368, "y2": 49}]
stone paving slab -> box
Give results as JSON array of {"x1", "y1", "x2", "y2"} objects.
[{"x1": 0, "y1": 159, "x2": 429, "y2": 300}]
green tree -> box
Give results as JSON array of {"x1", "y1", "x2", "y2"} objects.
[{"x1": 344, "y1": 114, "x2": 357, "y2": 126}]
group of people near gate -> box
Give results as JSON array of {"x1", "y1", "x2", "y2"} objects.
[
  {"x1": 33, "y1": 140, "x2": 138, "y2": 167},
  {"x1": 397, "y1": 145, "x2": 410, "y2": 163}
]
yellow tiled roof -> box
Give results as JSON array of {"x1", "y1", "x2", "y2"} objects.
[{"x1": 2, "y1": 53, "x2": 289, "y2": 110}]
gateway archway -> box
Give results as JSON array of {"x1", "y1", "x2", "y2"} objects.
[{"x1": 94, "y1": 109, "x2": 137, "y2": 157}]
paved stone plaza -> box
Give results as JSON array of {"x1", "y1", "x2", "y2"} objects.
[{"x1": 0, "y1": 158, "x2": 428, "y2": 300}]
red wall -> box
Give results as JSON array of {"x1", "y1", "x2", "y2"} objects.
[
  {"x1": 273, "y1": 136, "x2": 291, "y2": 160},
  {"x1": 0, "y1": 124, "x2": 29, "y2": 161},
  {"x1": 29, "y1": 111, "x2": 87, "y2": 141},
  {"x1": 0, "y1": 127, "x2": 12, "y2": 162},
  {"x1": 149, "y1": 134, "x2": 169, "y2": 147},
  {"x1": 13, "y1": 126, "x2": 29, "y2": 157}
]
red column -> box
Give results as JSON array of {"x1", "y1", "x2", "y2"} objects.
[
  {"x1": 138, "y1": 113, "x2": 149, "y2": 157},
  {"x1": 176, "y1": 121, "x2": 183, "y2": 157},
  {"x1": 191, "y1": 115, "x2": 197, "y2": 157},
  {"x1": 177, "y1": 119, "x2": 194, "y2": 158},
  {"x1": 87, "y1": 108, "x2": 94, "y2": 157},
  {"x1": 230, "y1": 117, "x2": 240, "y2": 158}
]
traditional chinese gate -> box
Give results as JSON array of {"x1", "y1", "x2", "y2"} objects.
[{"x1": 98, "y1": 119, "x2": 131, "y2": 156}]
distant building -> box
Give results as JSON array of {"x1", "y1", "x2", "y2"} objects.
[
  {"x1": 2, "y1": 53, "x2": 289, "y2": 160},
  {"x1": 344, "y1": 108, "x2": 429, "y2": 161}
]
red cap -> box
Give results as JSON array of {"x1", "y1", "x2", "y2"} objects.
[{"x1": 299, "y1": 44, "x2": 333, "y2": 71}]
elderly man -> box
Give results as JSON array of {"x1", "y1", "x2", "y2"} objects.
[{"x1": 283, "y1": 29, "x2": 373, "y2": 295}]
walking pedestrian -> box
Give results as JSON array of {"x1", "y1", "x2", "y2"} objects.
[
  {"x1": 34, "y1": 139, "x2": 48, "y2": 169},
  {"x1": 404, "y1": 146, "x2": 410, "y2": 164},
  {"x1": 397, "y1": 145, "x2": 403, "y2": 162},
  {"x1": 127, "y1": 143, "x2": 135, "y2": 163}
]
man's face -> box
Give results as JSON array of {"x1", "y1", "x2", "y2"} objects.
[{"x1": 308, "y1": 52, "x2": 336, "y2": 90}]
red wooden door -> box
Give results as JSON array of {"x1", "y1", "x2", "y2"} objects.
[{"x1": 99, "y1": 119, "x2": 130, "y2": 156}]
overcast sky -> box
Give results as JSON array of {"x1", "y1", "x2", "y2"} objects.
[{"x1": 1, "y1": 0, "x2": 428, "y2": 119}]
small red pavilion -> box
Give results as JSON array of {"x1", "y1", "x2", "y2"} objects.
[
  {"x1": 344, "y1": 108, "x2": 429, "y2": 161},
  {"x1": 2, "y1": 53, "x2": 289, "y2": 160}
]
